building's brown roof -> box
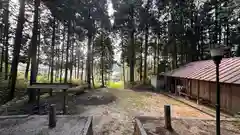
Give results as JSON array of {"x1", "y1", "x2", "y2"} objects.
[{"x1": 165, "y1": 57, "x2": 240, "y2": 84}]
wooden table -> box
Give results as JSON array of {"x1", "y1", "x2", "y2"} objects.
[{"x1": 27, "y1": 83, "x2": 72, "y2": 114}]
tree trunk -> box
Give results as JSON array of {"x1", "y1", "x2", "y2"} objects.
[
  {"x1": 172, "y1": 38, "x2": 177, "y2": 69},
  {"x1": 0, "y1": 24, "x2": 3, "y2": 72},
  {"x1": 55, "y1": 52, "x2": 59, "y2": 82},
  {"x1": 139, "y1": 37, "x2": 143, "y2": 81},
  {"x1": 36, "y1": 32, "x2": 40, "y2": 75},
  {"x1": 74, "y1": 52, "x2": 77, "y2": 79},
  {"x1": 69, "y1": 39, "x2": 73, "y2": 82},
  {"x1": 47, "y1": 64, "x2": 50, "y2": 80},
  {"x1": 25, "y1": 42, "x2": 32, "y2": 80},
  {"x1": 200, "y1": 27, "x2": 204, "y2": 60},
  {"x1": 55, "y1": 21, "x2": 60, "y2": 81},
  {"x1": 179, "y1": 40, "x2": 184, "y2": 65},
  {"x1": 81, "y1": 60, "x2": 84, "y2": 81},
  {"x1": 24, "y1": 59, "x2": 30, "y2": 80},
  {"x1": 179, "y1": 5, "x2": 184, "y2": 65},
  {"x1": 29, "y1": 0, "x2": 40, "y2": 103},
  {"x1": 0, "y1": 47, "x2": 4, "y2": 72},
  {"x1": 64, "y1": 21, "x2": 71, "y2": 83},
  {"x1": 36, "y1": 11, "x2": 41, "y2": 75},
  {"x1": 153, "y1": 39, "x2": 157, "y2": 74},
  {"x1": 143, "y1": 26, "x2": 149, "y2": 84},
  {"x1": 122, "y1": 61, "x2": 125, "y2": 87},
  {"x1": 129, "y1": 5, "x2": 135, "y2": 83},
  {"x1": 101, "y1": 34, "x2": 104, "y2": 87},
  {"x1": 74, "y1": 64, "x2": 77, "y2": 79},
  {"x1": 218, "y1": 23, "x2": 221, "y2": 45},
  {"x1": 60, "y1": 25, "x2": 65, "y2": 83},
  {"x1": 214, "y1": 0, "x2": 218, "y2": 46},
  {"x1": 121, "y1": 36, "x2": 126, "y2": 86},
  {"x1": 157, "y1": 35, "x2": 160, "y2": 74},
  {"x1": 9, "y1": 0, "x2": 26, "y2": 101},
  {"x1": 86, "y1": 34, "x2": 92, "y2": 89},
  {"x1": 3, "y1": 1, "x2": 9, "y2": 80},
  {"x1": 50, "y1": 17, "x2": 56, "y2": 96},
  {"x1": 77, "y1": 54, "x2": 80, "y2": 79},
  {"x1": 91, "y1": 65, "x2": 95, "y2": 88},
  {"x1": 55, "y1": 70, "x2": 58, "y2": 82},
  {"x1": 226, "y1": 23, "x2": 231, "y2": 57},
  {"x1": 91, "y1": 35, "x2": 94, "y2": 88}
]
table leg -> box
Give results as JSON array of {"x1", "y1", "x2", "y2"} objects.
[
  {"x1": 37, "y1": 89, "x2": 40, "y2": 114},
  {"x1": 63, "y1": 89, "x2": 66, "y2": 114}
]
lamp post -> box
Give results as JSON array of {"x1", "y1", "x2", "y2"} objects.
[{"x1": 210, "y1": 48, "x2": 223, "y2": 135}]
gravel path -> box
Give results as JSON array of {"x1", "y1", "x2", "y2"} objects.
[{"x1": 75, "y1": 88, "x2": 212, "y2": 135}]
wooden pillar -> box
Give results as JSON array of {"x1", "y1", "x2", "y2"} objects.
[
  {"x1": 197, "y1": 80, "x2": 200, "y2": 104},
  {"x1": 208, "y1": 82, "x2": 211, "y2": 101},
  {"x1": 49, "y1": 104, "x2": 56, "y2": 128},
  {"x1": 164, "y1": 105, "x2": 172, "y2": 130},
  {"x1": 174, "y1": 78, "x2": 177, "y2": 95},
  {"x1": 229, "y1": 85, "x2": 232, "y2": 113},
  {"x1": 189, "y1": 80, "x2": 192, "y2": 97},
  {"x1": 166, "y1": 77, "x2": 169, "y2": 92}
]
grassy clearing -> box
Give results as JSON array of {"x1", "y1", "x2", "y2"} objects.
[
  {"x1": 107, "y1": 81, "x2": 124, "y2": 89},
  {"x1": 93, "y1": 81, "x2": 124, "y2": 89}
]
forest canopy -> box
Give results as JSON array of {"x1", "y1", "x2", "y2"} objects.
[{"x1": 0, "y1": 0, "x2": 240, "y2": 102}]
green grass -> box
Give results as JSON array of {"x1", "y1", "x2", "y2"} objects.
[
  {"x1": 107, "y1": 81, "x2": 124, "y2": 89},
  {"x1": 2, "y1": 71, "x2": 125, "y2": 90},
  {"x1": 1, "y1": 71, "x2": 85, "y2": 90},
  {"x1": 91, "y1": 80, "x2": 124, "y2": 89}
]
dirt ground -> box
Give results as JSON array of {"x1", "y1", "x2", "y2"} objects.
[
  {"x1": 76, "y1": 88, "x2": 211, "y2": 135},
  {"x1": 1, "y1": 88, "x2": 213, "y2": 135},
  {"x1": 0, "y1": 116, "x2": 88, "y2": 135},
  {"x1": 140, "y1": 118, "x2": 240, "y2": 135}
]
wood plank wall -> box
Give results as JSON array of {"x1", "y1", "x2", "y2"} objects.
[{"x1": 175, "y1": 77, "x2": 240, "y2": 114}]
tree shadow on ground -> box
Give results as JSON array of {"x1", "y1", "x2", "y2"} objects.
[
  {"x1": 74, "y1": 90, "x2": 116, "y2": 105},
  {"x1": 1, "y1": 93, "x2": 86, "y2": 115},
  {"x1": 0, "y1": 89, "x2": 116, "y2": 115},
  {"x1": 128, "y1": 83, "x2": 155, "y2": 92}
]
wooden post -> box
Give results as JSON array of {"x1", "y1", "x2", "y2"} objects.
[
  {"x1": 164, "y1": 105, "x2": 172, "y2": 130},
  {"x1": 208, "y1": 82, "x2": 211, "y2": 102},
  {"x1": 197, "y1": 80, "x2": 200, "y2": 104},
  {"x1": 37, "y1": 89, "x2": 40, "y2": 114},
  {"x1": 174, "y1": 79, "x2": 177, "y2": 95},
  {"x1": 63, "y1": 89, "x2": 67, "y2": 114},
  {"x1": 49, "y1": 104, "x2": 56, "y2": 128},
  {"x1": 189, "y1": 80, "x2": 192, "y2": 97},
  {"x1": 229, "y1": 85, "x2": 232, "y2": 113}
]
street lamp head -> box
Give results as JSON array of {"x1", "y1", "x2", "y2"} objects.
[
  {"x1": 210, "y1": 48, "x2": 223, "y2": 65},
  {"x1": 210, "y1": 48, "x2": 223, "y2": 57}
]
